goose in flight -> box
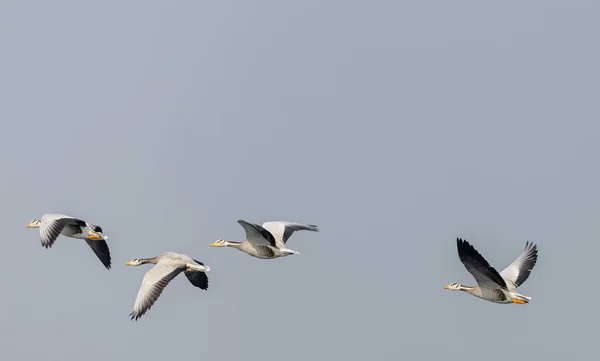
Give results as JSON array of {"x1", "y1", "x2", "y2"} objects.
[
  {"x1": 26, "y1": 213, "x2": 111, "y2": 269},
  {"x1": 444, "y1": 238, "x2": 538, "y2": 304},
  {"x1": 125, "y1": 252, "x2": 210, "y2": 321},
  {"x1": 210, "y1": 220, "x2": 319, "y2": 259}
]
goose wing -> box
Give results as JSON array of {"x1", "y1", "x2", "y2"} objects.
[
  {"x1": 261, "y1": 221, "x2": 319, "y2": 248},
  {"x1": 85, "y1": 239, "x2": 112, "y2": 270},
  {"x1": 500, "y1": 241, "x2": 538, "y2": 291},
  {"x1": 237, "y1": 220, "x2": 277, "y2": 247},
  {"x1": 457, "y1": 238, "x2": 507, "y2": 289},
  {"x1": 184, "y1": 259, "x2": 209, "y2": 290},
  {"x1": 39, "y1": 214, "x2": 85, "y2": 248},
  {"x1": 130, "y1": 264, "x2": 184, "y2": 321}
]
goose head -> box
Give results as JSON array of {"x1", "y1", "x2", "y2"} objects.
[
  {"x1": 125, "y1": 258, "x2": 146, "y2": 266},
  {"x1": 444, "y1": 282, "x2": 463, "y2": 291},
  {"x1": 26, "y1": 220, "x2": 41, "y2": 228},
  {"x1": 210, "y1": 239, "x2": 229, "y2": 247}
]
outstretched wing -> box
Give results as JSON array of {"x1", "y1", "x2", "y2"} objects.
[
  {"x1": 261, "y1": 221, "x2": 319, "y2": 248},
  {"x1": 39, "y1": 214, "x2": 84, "y2": 248},
  {"x1": 85, "y1": 239, "x2": 112, "y2": 270},
  {"x1": 456, "y1": 238, "x2": 507, "y2": 289},
  {"x1": 237, "y1": 220, "x2": 277, "y2": 247},
  {"x1": 129, "y1": 264, "x2": 184, "y2": 321},
  {"x1": 500, "y1": 241, "x2": 538, "y2": 291}
]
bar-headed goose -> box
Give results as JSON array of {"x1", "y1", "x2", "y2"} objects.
[
  {"x1": 444, "y1": 238, "x2": 538, "y2": 304},
  {"x1": 26, "y1": 213, "x2": 111, "y2": 269},
  {"x1": 125, "y1": 252, "x2": 210, "y2": 321},
  {"x1": 210, "y1": 220, "x2": 319, "y2": 259}
]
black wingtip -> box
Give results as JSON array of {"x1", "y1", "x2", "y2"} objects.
[
  {"x1": 103, "y1": 256, "x2": 112, "y2": 270},
  {"x1": 525, "y1": 241, "x2": 538, "y2": 251},
  {"x1": 185, "y1": 270, "x2": 210, "y2": 290},
  {"x1": 526, "y1": 241, "x2": 539, "y2": 260},
  {"x1": 129, "y1": 312, "x2": 140, "y2": 321},
  {"x1": 457, "y1": 238, "x2": 479, "y2": 256},
  {"x1": 456, "y1": 238, "x2": 469, "y2": 248}
]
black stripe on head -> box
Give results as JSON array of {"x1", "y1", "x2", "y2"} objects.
[{"x1": 93, "y1": 225, "x2": 103, "y2": 233}]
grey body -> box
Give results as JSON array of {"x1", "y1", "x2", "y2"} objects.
[
  {"x1": 446, "y1": 238, "x2": 538, "y2": 304},
  {"x1": 212, "y1": 220, "x2": 319, "y2": 259},
  {"x1": 126, "y1": 252, "x2": 210, "y2": 321},
  {"x1": 27, "y1": 213, "x2": 111, "y2": 270},
  {"x1": 462, "y1": 286, "x2": 511, "y2": 303},
  {"x1": 230, "y1": 241, "x2": 278, "y2": 259}
]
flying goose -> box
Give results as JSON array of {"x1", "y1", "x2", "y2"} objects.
[
  {"x1": 26, "y1": 213, "x2": 111, "y2": 269},
  {"x1": 125, "y1": 252, "x2": 210, "y2": 321},
  {"x1": 444, "y1": 238, "x2": 538, "y2": 304},
  {"x1": 210, "y1": 220, "x2": 319, "y2": 259}
]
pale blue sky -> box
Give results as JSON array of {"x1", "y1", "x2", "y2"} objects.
[{"x1": 1, "y1": 1, "x2": 598, "y2": 360}]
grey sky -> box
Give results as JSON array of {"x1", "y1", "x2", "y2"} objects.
[{"x1": 1, "y1": 1, "x2": 598, "y2": 360}]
